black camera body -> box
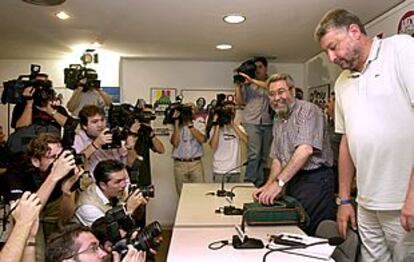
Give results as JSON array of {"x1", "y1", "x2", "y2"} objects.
[
  {"x1": 101, "y1": 128, "x2": 124, "y2": 150},
  {"x1": 163, "y1": 102, "x2": 193, "y2": 125},
  {"x1": 233, "y1": 59, "x2": 257, "y2": 84},
  {"x1": 129, "y1": 184, "x2": 155, "y2": 198},
  {"x1": 106, "y1": 103, "x2": 156, "y2": 148},
  {"x1": 1, "y1": 64, "x2": 55, "y2": 105},
  {"x1": 113, "y1": 221, "x2": 162, "y2": 257},
  {"x1": 64, "y1": 64, "x2": 100, "y2": 92},
  {"x1": 91, "y1": 206, "x2": 162, "y2": 258},
  {"x1": 205, "y1": 94, "x2": 235, "y2": 138}
]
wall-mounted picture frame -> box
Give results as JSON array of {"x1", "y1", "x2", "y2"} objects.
[
  {"x1": 150, "y1": 87, "x2": 177, "y2": 112},
  {"x1": 308, "y1": 84, "x2": 330, "y2": 110},
  {"x1": 102, "y1": 86, "x2": 121, "y2": 103}
]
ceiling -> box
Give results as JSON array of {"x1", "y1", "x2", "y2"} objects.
[{"x1": 0, "y1": 0, "x2": 405, "y2": 62}]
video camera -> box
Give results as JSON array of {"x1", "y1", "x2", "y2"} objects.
[
  {"x1": 233, "y1": 59, "x2": 256, "y2": 85},
  {"x1": 102, "y1": 101, "x2": 156, "y2": 150},
  {"x1": 64, "y1": 49, "x2": 100, "y2": 92},
  {"x1": 205, "y1": 94, "x2": 235, "y2": 138},
  {"x1": 1, "y1": 64, "x2": 55, "y2": 105},
  {"x1": 163, "y1": 97, "x2": 194, "y2": 125},
  {"x1": 128, "y1": 184, "x2": 155, "y2": 198},
  {"x1": 91, "y1": 206, "x2": 162, "y2": 258}
]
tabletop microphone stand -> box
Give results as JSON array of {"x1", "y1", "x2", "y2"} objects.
[{"x1": 216, "y1": 160, "x2": 249, "y2": 197}]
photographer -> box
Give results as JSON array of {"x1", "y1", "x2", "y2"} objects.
[
  {"x1": 0, "y1": 192, "x2": 41, "y2": 262},
  {"x1": 11, "y1": 73, "x2": 70, "y2": 131},
  {"x1": 67, "y1": 84, "x2": 112, "y2": 116},
  {"x1": 132, "y1": 105, "x2": 165, "y2": 187},
  {"x1": 234, "y1": 57, "x2": 273, "y2": 187},
  {"x1": 73, "y1": 105, "x2": 138, "y2": 174},
  {"x1": 75, "y1": 160, "x2": 148, "y2": 227},
  {"x1": 208, "y1": 102, "x2": 247, "y2": 183},
  {"x1": 170, "y1": 103, "x2": 206, "y2": 195},
  {"x1": 46, "y1": 225, "x2": 145, "y2": 262},
  {"x1": 2, "y1": 133, "x2": 82, "y2": 260}
]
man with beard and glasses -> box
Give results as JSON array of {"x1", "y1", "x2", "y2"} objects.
[
  {"x1": 46, "y1": 225, "x2": 145, "y2": 262},
  {"x1": 252, "y1": 73, "x2": 336, "y2": 235},
  {"x1": 315, "y1": 9, "x2": 414, "y2": 261}
]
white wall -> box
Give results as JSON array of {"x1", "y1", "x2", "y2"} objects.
[
  {"x1": 304, "y1": 0, "x2": 414, "y2": 95},
  {"x1": 120, "y1": 59, "x2": 304, "y2": 103}
]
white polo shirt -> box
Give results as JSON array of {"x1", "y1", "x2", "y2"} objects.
[{"x1": 335, "y1": 35, "x2": 414, "y2": 210}]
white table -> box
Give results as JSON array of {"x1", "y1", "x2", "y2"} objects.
[
  {"x1": 174, "y1": 183, "x2": 256, "y2": 227},
  {"x1": 167, "y1": 226, "x2": 334, "y2": 262},
  {"x1": 168, "y1": 183, "x2": 335, "y2": 261}
]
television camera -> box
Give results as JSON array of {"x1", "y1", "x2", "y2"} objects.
[
  {"x1": 163, "y1": 96, "x2": 194, "y2": 125},
  {"x1": 64, "y1": 49, "x2": 100, "y2": 92},
  {"x1": 102, "y1": 101, "x2": 156, "y2": 150},
  {"x1": 1, "y1": 64, "x2": 55, "y2": 106},
  {"x1": 233, "y1": 59, "x2": 256, "y2": 85}
]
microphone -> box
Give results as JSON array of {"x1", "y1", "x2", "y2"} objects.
[
  {"x1": 232, "y1": 208, "x2": 264, "y2": 249},
  {"x1": 216, "y1": 160, "x2": 249, "y2": 197}
]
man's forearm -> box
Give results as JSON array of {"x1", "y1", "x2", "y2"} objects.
[
  {"x1": 15, "y1": 104, "x2": 33, "y2": 128},
  {"x1": 190, "y1": 127, "x2": 206, "y2": 143},
  {"x1": 234, "y1": 85, "x2": 245, "y2": 105},
  {"x1": 208, "y1": 126, "x2": 220, "y2": 151},
  {"x1": 97, "y1": 89, "x2": 113, "y2": 106},
  {"x1": 59, "y1": 193, "x2": 77, "y2": 222},
  {"x1": 0, "y1": 223, "x2": 32, "y2": 262},
  {"x1": 66, "y1": 88, "x2": 82, "y2": 113},
  {"x1": 338, "y1": 135, "x2": 355, "y2": 199},
  {"x1": 170, "y1": 122, "x2": 180, "y2": 148},
  {"x1": 404, "y1": 168, "x2": 414, "y2": 203},
  {"x1": 267, "y1": 159, "x2": 283, "y2": 183},
  {"x1": 276, "y1": 144, "x2": 313, "y2": 184},
  {"x1": 151, "y1": 136, "x2": 165, "y2": 154},
  {"x1": 36, "y1": 175, "x2": 59, "y2": 209}
]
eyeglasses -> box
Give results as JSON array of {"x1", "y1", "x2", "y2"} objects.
[
  {"x1": 269, "y1": 88, "x2": 290, "y2": 98},
  {"x1": 65, "y1": 243, "x2": 106, "y2": 259}
]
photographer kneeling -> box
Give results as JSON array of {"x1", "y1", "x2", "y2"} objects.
[{"x1": 75, "y1": 159, "x2": 149, "y2": 227}]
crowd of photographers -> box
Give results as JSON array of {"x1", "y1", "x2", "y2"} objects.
[
  {"x1": 0, "y1": 55, "x2": 322, "y2": 261},
  {"x1": 0, "y1": 63, "x2": 166, "y2": 262}
]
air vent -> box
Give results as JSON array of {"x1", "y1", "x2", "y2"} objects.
[{"x1": 22, "y1": 0, "x2": 65, "y2": 6}]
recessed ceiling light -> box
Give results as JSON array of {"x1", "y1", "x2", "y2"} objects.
[
  {"x1": 56, "y1": 11, "x2": 70, "y2": 20},
  {"x1": 216, "y1": 44, "x2": 232, "y2": 50},
  {"x1": 223, "y1": 15, "x2": 246, "y2": 24},
  {"x1": 23, "y1": 0, "x2": 65, "y2": 5}
]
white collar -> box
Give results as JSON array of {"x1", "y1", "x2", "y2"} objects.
[{"x1": 95, "y1": 184, "x2": 110, "y2": 205}]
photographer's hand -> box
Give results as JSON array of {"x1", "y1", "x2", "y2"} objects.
[
  {"x1": 112, "y1": 245, "x2": 146, "y2": 262},
  {"x1": 126, "y1": 191, "x2": 148, "y2": 214},
  {"x1": 50, "y1": 150, "x2": 76, "y2": 182},
  {"x1": 238, "y1": 72, "x2": 253, "y2": 84},
  {"x1": 22, "y1": 87, "x2": 35, "y2": 103},
  {"x1": 94, "y1": 128, "x2": 112, "y2": 148},
  {"x1": 61, "y1": 166, "x2": 83, "y2": 196}
]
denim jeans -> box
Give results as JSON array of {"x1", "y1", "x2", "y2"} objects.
[{"x1": 244, "y1": 123, "x2": 273, "y2": 187}]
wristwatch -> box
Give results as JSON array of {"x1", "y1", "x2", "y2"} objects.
[
  {"x1": 276, "y1": 178, "x2": 285, "y2": 188},
  {"x1": 336, "y1": 197, "x2": 353, "y2": 206}
]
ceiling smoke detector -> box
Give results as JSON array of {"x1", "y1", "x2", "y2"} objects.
[{"x1": 22, "y1": 0, "x2": 66, "y2": 6}]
